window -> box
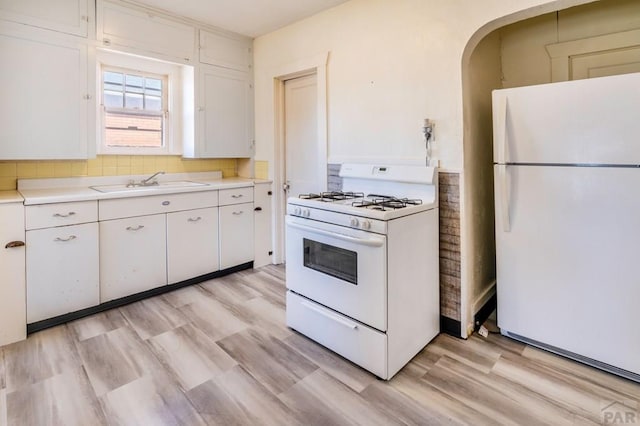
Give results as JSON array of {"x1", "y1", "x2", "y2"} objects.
[
  {"x1": 96, "y1": 50, "x2": 193, "y2": 156},
  {"x1": 102, "y1": 68, "x2": 167, "y2": 149}
]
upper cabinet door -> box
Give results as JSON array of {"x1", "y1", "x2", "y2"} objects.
[
  {"x1": 0, "y1": 22, "x2": 90, "y2": 160},
  {"x1": 97, "y1": 0, "x2": 195, "y2": 63},
  {"x1": 196, "y1": 65, "x2": 254, "y2": 158},
  {"x1": 0, "y1": 0, "x2": 90, "y2": 37},
  {"x1": 199, "y1": 29, "x2": 252, "y2": 71}
]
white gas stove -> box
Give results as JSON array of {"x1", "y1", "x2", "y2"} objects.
[{"x1": 285, "y1": 163, "x2": 440, "y2": 380}]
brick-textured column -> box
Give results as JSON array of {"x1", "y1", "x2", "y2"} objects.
[{"x1": 439, "y1": 172, "x2": 461, "y2": 331}]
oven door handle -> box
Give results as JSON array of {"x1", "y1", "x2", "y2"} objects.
[
  {"x1": 287, "y1": 222, "x2": 384, "y2": 247},
  {"x1": 301, "y1": 301, "x2": 358, "y2": 330}
]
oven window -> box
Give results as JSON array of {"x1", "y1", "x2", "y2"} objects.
[{"x1": 303, "y1": 238, "x2": 357, "y2": 285}]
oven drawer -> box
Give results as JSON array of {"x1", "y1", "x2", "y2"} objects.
[{"x1": 286, "y1": 291, "x2": 387, "y2": 379}]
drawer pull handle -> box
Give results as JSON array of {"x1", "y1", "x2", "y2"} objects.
[
  {"x1": 231, "y1": 194, "x2": 243, "y2": 198},
  {"x1": 54, "y1": 235, "x2": 77, "y2": 242},
  {"x1": 232, "y1": 211, "x2": 244, "y2": 215},
  {"x1": 126, "y1": 225, "x2": 145, "y2": 231},
  {"x1": 188, "y1": 216, "x2": 202, "y2": 222},
  {"x1": 5, "y1": 241, "x2": 25, "y2": 249},
  {"x1": 53, "y1": 212, "x2": 76, "y2": 218},
  {"x1": 254, "y1": 207, "x2": 262, "y2": 211},
  {"x1": 301, "y1": 301, "x2": 358, "y2": 330},
  {"x1": 162, "y1": 201, "x2": 170, "y2": 206}
]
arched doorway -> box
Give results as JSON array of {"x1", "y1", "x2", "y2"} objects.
[{"x1": 459, "y1": 0, "x2": 640, "y2": 336}]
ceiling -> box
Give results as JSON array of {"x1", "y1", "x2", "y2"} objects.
[{"x1": 130, "y1": 0, "x2": 350, "y2": 38}]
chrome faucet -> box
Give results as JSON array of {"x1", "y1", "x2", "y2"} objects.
[{"x1": 139, "y1": 171, "x2": 165, "y2": 186}]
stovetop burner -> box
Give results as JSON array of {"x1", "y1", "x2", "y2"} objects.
[
  {"x1": 352, "y1": 194, "x2": 423, "y2": 211},
  {"x1": 299, "y1": 191, "x2": 364, "y2": 202}
]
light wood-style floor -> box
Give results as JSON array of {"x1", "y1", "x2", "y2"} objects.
[{"x1": 1, "y1": 264, "x2": 638, "y2": 425}]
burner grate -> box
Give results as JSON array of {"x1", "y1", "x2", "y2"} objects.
[
  {"x1": 352, "y1": 194, "x2": 423, "y2": 211},
  {"x1": 299, "y1": 191, "x2": 364, "y2": 202}
]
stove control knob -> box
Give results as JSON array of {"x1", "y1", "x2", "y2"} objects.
[
  {"x1": 361, "y1": 220, "x2": 371, "y2": 230},
  {"x1": 303, "y1": 209, "x2": 311, "y2": 217},
  {"x1": 350, "y1": 217, "x2": 359, "y2": 227},
  {"x1": 294, "y1": 207, "x2": 301, "y2": 216}
]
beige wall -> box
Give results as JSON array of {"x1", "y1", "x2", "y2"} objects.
[
  {"x1": 253, "y1": 0, "x2": 588, "y2": 173},
  {"x1": 462, "y1": 31, "x2": 502, "y2": 329},
  {"x1": 501, "y1": 0, "x2": 640, "y2": 88}
]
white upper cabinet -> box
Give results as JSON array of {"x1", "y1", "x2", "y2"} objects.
[
  {"x1": 0, "y1": 0, "x2": 90, "y2": 37},
  {"x1": 199, "y1": 29, "x2": 252, "y2": 71},
  {"x1": 0, "y1": 22, "x2": 91, "y2": 160},
  {"x1": 191, "y1": 65, "x2": 254, "y2": 158},
  {"x1": 97, "y1": 0, "x2": 195, "y2": 63}
]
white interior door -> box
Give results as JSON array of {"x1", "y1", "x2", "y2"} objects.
[
  {"x1": 284, "y1": 74, "x2": 320, "y2": 197},
  {"x1": 281, "y1": 73, "x2": 320, "y2": 262}
]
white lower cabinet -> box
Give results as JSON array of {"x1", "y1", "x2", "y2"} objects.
[
  {"x1": 100, "y1": 214, "x2": 167, "y2": 302},
  {"x1": 219, "y1": 202, "x2": 254, "y2": 269},
  {"x1": 0, "y1": 201, "x2": 26, "y2": 345},
  {"x1": 26, "y1": 222, "x2": 99, "y2": 323},
  {"x1": 167, "y1": 207, "x2": 219, "y2": 283}
]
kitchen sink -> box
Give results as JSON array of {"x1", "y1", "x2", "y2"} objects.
[{"x1": 90, "y1": 180, "x2": 209, "y2": 193}]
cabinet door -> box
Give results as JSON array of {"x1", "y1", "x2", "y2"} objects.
[
  {"x1": 253, "y1": 183, "x2": 273, "y2": 267},
  {"x1": 196, "y1": 65, "x2": 254, "y2": 158},
  {"x1": 219, "y1": 203, "x2": 254, "y2": 269},
  {"x1": 199, "y1": 29, "x2": 251, "y2": 71},
  {"x1": 0, "y1": 202, "x2": 26, "y2": 345},
  {"x1": 0, "y1": 22, "x2": 90, "y2": 159},
  {"x1": 26, "y1": 222, "x2": 99, "y2": 323},
  {"x1": 97, "y1": 0, "x2": 194, "y2": 62},
  {"x1": 100, "y1": 214, "x2": 167, "y2": 302},
  {"x1": 167, "y1": 207, "x2": 219, "y2": 283},
  {"x1": 0, "y1": 0, "x2": 90, "y2": 37}
]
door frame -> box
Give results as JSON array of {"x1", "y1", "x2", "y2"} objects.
[{"x1": 272, "y1": 52, "x2": 329, "y2": 264}]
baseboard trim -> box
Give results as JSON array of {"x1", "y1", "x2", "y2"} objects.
[
  {"x1": 27, "y1": 262, "x2": 254, "y2": 334},
  {"x1": 473, "y1": 292, "x2": 497, "y2": 331},
  {"x1": 440, "y1": 315, "x2": 462, "y2": 337}
]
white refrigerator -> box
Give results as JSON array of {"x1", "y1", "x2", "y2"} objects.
[{"x1": 493, "y1": 72, "x2": 640, "y2": 382}]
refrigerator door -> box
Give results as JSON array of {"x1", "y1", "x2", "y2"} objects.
[
  {"x1": 493, "y1": 72, "x2": 640, "y2": 165},
  {"x1": 495, "y1": 164, "x2": 640, "y2": 376}
]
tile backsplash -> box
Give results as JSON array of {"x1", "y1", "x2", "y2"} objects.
[{"x1": 0, "y1": 156, "x2": 238, "y2": 190}]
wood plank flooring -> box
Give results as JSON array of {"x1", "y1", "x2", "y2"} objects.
[{"x1": 1, "y1": 264, "x2": 638, "y2": 425}]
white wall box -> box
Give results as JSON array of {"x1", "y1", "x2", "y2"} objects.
[
  {"x1": 0, "y1": 22, "x2": 92, "y2": 159},
  {"x1": 190, "y1": 65, "x2": 254, "y2": 158},
  {"x1": 26, "y1": 222, "x2": 99, "y2": 323},
  {"x1": 97, "y1": 0, "x2": 195, "y2": 63},
  {"x1": 0, "y1": 0, "x2": 91, "y2": 37},
  {"x1": 100, "y1": 213, "x2": 168, "y2": 302},
  {"x1": 253, "y1": 182, "x2": 273, "y2": 267},
  {"x1": 199, "y1": 29, "x2": 252, "y2": 71},
  {"x1": 167, "y1": 207, "x2": 219, "y2": 283},
  {"x1": 0, "y1": 201, "x2": 26, "y2": 345},
  {"x1": 219, "y1": 187, "x2": 254, "y2": 269}
]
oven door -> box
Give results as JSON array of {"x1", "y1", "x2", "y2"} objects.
[{"x1": 285, "y1": 215, "x2": 387, "y2": 331}]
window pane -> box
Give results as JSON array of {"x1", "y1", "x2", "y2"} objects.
[
  {"x1": 145, "y1": 95, "x2": 162, "y2": 111},
  {"x1": 125, "y1": 93, "x2": 143, "y2": 109},
  {"x1": 104, "y1": 91, "x2": 123, "y2": 108},
  {"x1": 104, "y1": 71, "x2": 123, "y2": 86},
  {"x1": 105, "y1": 111, "x2": 163, "y2": 148},
  {"x1": 145, "y1": 77, "x2": 162, "y2": 91},
  {"x1": 125, "y1": 74, "x2": 144, "y2": 94}
]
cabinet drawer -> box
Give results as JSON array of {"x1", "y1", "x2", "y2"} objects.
[
  {"x1": 99, "y1": 191, "x2": 218, "y2": 220},
  {"x1": 26, "y1": 201, "x2": 97, "y2": 230},
  {"x1": 286, "y1": 291, "x2": 387, "y2": 379},
  {"x1": 219, "y1": 186, "x2": 253, "y2": 205}
]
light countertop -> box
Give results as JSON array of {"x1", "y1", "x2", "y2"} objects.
[
  {"x1": 17, "y1": 172, "x2": 262, "y2": 205},
  {"x1": 0, "y1": 190, "x2": 24, "y2": 204}
]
